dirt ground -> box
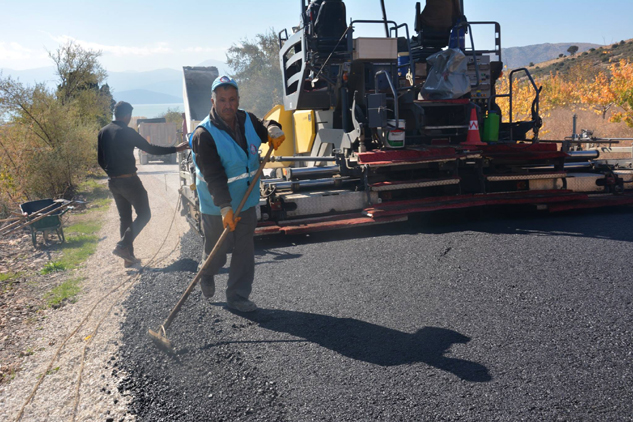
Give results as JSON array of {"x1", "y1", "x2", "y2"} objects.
[{"x1": 0, "y1": 170, "x2": 187, "y2": 421}]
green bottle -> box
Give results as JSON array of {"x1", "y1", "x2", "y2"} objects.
[{"x1": 483, "y1": 111, "x2": 500, "y2": 142}]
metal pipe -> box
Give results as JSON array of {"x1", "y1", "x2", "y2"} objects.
[
  {"x1": 341, "y1": 87, "x2": 350, "y2": 132},
  {"x1": 566, "y1": 150, "x2": 599, "y2": 161},
  {"x1": 563, "y1": 162, "x2": 593, "y2": 169},
  {"x1": 544, "y1": 139, "x2": 621, "y2": 144},
  {"x1": 261, "y1": 178, "x2": 285, "y2": 185},
  {"x1": 380, "y1": 0, "x2": 389, "y2": 37},
  {"x1": 526, "y1": 162, "x2": 593, "y2": 171},
  {"x1": 268, "y1": 156, "x2": 336, "y2": 162},
  {"x1": 285, "y1": 165, "x2": 340, "y2": 180},
  {"x1": 267, "y1": 177, "x2": 359, "y2": 191}
]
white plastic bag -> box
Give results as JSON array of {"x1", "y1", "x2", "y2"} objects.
[{"x1": 421, "y1": 48, "x2": 470, "y2": 100}]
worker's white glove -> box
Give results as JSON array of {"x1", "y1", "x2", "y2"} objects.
[{"x1": 267, "y1": 126, "x2": 285, "y2": 150}]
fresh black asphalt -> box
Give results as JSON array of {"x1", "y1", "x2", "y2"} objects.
[{"x1": 115, "y1": 206, "x2": 633, "y2": 421}]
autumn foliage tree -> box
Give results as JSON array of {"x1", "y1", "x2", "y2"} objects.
[
  {"x1": 606, "y1": 60, "x2": 633, "y2": 127},
  {"x1": 494, "y1": 59, "x2": 633, "y2": 137}
]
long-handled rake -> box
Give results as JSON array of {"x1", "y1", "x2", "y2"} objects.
[{"x1": 148, "y1": 146, "x2": 274, "y2": 353}]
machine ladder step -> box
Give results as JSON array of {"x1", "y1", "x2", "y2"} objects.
[{"x1": 485, "y1": 171, "x2": 567, "y2": 182}]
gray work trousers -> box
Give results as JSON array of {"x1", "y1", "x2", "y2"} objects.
[
  {"x1": 109, "y1": 175, "x2": 151, "y2": 257},
  {"x1": 200, "y1": 207, "x2": 257, "y2": 302}
]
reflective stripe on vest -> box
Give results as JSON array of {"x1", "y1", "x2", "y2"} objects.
[
  {"x1": 227, "y1": 170, "x2": 259, "y2": 184},
  {"x1": 192, "y1": 113, "x2": 262, "y2": 215}
]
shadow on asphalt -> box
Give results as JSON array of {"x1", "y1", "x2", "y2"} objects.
[
  {"x1": 209, "y1": 308, "x2": 491, "y2": 383},
  {"x1": 255, "y1": 205, "x2": 633, "y2": 250}
]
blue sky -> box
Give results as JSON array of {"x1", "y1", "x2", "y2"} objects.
[{"x1": 1, "y1": 0, "x2": 632, "y2": 72}]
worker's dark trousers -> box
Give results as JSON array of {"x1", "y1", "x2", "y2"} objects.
[
  {"x1": 108, "y1": 175, "x2": 151, "y2": 256},
  {"x1": 200, "y1": 207, "x2": 257, "y2": 302}
]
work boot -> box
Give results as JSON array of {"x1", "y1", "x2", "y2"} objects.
[
  {"x1": 124, "y1": 256, "x2": 141, "y2": 268},
  {"x1": 112, "y1": 244, "x2": 135, "y2": 263},
  {"x1": 200, "y1": 275, "x2": 215, "y2": 299},
  {"x1": 226, "y1": 298, "x2": 258, "y2": 313}
]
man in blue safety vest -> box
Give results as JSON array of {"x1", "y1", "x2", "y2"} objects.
[{"x1": 190, "y1": 76, "x2": 285, "y2": 312}]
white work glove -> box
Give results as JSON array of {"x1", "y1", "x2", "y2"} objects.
[{"x1": 267, "y1": 126, "x2": 285, "y2": 150}]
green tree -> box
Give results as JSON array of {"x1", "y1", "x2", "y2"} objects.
[
  {"x1": 226, "y1": 29, "x2": 282, "y2": 117},
  {"x1": 567, "y1": 45, "x2": 579, "y2": 56},
  {"x1": 160, "y1": 107, "x2": 184, "y2": 125},
  {"x1": 50, "y1": 41, "x2": 112, "y2": 126},
  {"x1": 0, "y1": 41, "x2": 109, "y2": 206}
]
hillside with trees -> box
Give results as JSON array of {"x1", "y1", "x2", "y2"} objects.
[
  {"x1": 528, "y1": 39, "x2": 633, "y2": 77},
  {"x1": 502, "y1": 42, "x2": 600, "y2": 69},
  {"x1": 497, "y1": 39, "x2": 633, "y2": 140}
]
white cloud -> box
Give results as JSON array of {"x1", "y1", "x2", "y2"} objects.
[
  {"x1": 183, "y1": 46, "x2": 226, "y2": 53},
  {"x1": 49, "y1": 35, "x2": 173, "y2": 57},
  {"x1": 0, "y1": 42, "x2": 33, "y2": 60}
]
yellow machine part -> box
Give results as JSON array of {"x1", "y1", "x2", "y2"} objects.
[
  {"x1": 293, "y1": 110, "x2": 316, "y2": 154},
  {"x1": 262, "y1": 104, "x2": 295, "y2": 168}
]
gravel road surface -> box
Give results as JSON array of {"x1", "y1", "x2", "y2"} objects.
[{"x1": 116, "y1": 204, "x2": 633, "y2": 421}]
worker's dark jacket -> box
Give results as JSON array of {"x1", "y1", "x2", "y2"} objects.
[
  {"x1": 190, "y1": 108, "x2": 280, "y2": 210},
  {"x1": 97, "y1": 121, "x2": 177, "y2": 177}
]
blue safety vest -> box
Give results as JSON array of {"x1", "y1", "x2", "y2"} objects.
[{"x1": 192, "y1": 113, "x2": 262, "y2": 215}]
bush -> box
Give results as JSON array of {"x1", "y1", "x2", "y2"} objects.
[
  {"x1": 160, "y1": 108, "x2": 184, "y2": 125},
  {"x1": 0, "y1": 41, "x2": 110, "y2": 213}
]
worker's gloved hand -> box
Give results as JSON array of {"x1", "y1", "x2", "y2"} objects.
[
  {"x1": 175, "y1": 141, "x2": 190, "y2": 152},
  {"x1": 267, "y1": 126, "x2": 285, "y2": 150},
  {"x1": 221, "y1": 207, "x2": 241, "y2": 232}
]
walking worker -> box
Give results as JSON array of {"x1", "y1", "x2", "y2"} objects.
[
  {"x1": 98, "y1": 101, "x2": 189, "y2": 267},
  {"x1": 190, "y1": 75, "x2": 285, "y2": 312}
]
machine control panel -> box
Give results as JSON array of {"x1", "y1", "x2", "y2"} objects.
[{"x1": 466, "y1": 54, "x2": 492, "y2": 99}]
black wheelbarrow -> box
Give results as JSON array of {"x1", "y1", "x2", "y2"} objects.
[{"x1": 20, "y1": 199, "x2": 71, "y2": 247}]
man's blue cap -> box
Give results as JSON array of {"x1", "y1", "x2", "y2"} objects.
[{"x1": 212, "y1": 75, "x2": 238, "y2": 92}]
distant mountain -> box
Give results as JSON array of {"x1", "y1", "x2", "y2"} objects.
[
  {"x1": 1, "y1": 63, "x2": 231, "y2": 105},
  {"x1": 501, "y1": 43, "x2": 602, "y2": 69},
  {"x1": 0, "y1": 66, "x2": 58, "y2": 87},
  {"x1": 529, "y1": 39, "x2": 633, "y2": 78},
  {"x1": 105, "y1": 68, "x2": 182, "y2": 94},
  {"x1": 113, "y1": 89, "x2": 182, "y2": 104}
]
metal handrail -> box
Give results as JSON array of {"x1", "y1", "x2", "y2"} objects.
[
  {"x1": 389, "y1": 23, "x2": 415, "y2": 82},
  {"x1": 374, "y1": 70, "x2": 399, "y2": 126}
]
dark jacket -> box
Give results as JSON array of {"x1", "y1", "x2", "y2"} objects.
[
  {"x1": 191, "y1": 108, "x2": 280, "y2": 209},
  {"x1": 98, "y1": 121, "x2": 177, "y2": 177}
]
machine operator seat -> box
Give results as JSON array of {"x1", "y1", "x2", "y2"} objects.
[
  {"x1": 415, "y1": 0, "x2": 462, "y2": 51},
  {"x1": 311, "y1": 0, "x2": 349, "y2": 60},
  {"x1": 314, "y1": 0, "x2": 347, "y2": 38}
]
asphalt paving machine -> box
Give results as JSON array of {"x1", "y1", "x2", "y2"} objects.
[{"x1": 179, "y1": 0, "x2": 633, "y2": 236}]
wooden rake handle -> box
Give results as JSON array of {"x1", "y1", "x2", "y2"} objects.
[{"x1": 161, "y1": 146, "x2": 274, "y2": 330}]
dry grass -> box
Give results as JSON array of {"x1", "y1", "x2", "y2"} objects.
[{"x1": 541, "y1": 107, "x2": 633, "y2": 146}]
